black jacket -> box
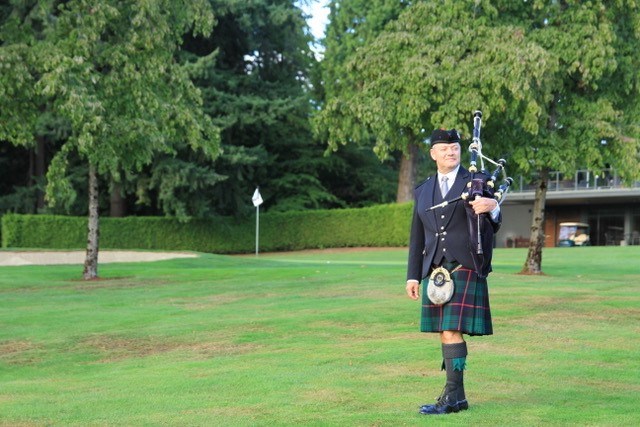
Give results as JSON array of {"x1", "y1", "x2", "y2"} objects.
[{"x1": 407, "y1": 166, "x2": 502, "y2": 280}]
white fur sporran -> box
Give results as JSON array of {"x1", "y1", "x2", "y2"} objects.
[{"x1": 427, "y1": 266, "x2": 455, "y2": 305}]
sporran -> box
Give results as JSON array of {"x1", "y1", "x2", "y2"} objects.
[{"x1": 426, "y1": 265, "x2": 460, "y2": 305}]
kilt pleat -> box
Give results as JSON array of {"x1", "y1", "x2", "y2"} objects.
[{"x1": 420, "y1": 266, "x2": 493, "y2": 336}]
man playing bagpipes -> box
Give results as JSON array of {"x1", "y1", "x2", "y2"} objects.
[{"x1": 405, "y1": 113, "x2": 509, "y2": 415}]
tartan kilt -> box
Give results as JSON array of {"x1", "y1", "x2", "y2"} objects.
[{"x1": 420, "y1": 265, "x2": 493, "y2": 336}]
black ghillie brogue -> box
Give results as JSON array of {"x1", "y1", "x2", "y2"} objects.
[
  {"x1": 420, "y1": 399, "x2": 469, "y2": 414},
  {"x1": 419, "y1": 387, "x2": 469, "y2": 415}
]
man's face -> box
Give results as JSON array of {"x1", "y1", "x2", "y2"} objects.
[{"x1": 430, "y1": 143, "x2": 461, "y2": 173}]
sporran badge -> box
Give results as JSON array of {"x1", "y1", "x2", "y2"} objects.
[{"x1": 427, "y1": 266, "x2": 455, "y2": 305}]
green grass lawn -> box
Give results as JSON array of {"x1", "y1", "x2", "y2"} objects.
[{"x1": 1, "y1": 247, "x2": 639, "y2": 426}]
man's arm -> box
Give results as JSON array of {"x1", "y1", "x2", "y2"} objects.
[{"x1": 406, "y1": 191, "x2": 425, "y2": 300}]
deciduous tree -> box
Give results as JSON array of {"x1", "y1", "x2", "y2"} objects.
[
  {"x1": 316, "y1": 0, "x2": 640, "y2": 273},
  {"x1": 315, "y1": 0, "x2": 411, "y2": 201},
  {"x1": 0, "y1": 0, "x2": 220, "y2": 279}
]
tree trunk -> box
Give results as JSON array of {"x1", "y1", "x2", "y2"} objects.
[
  {"x1": 35, "y1": 136, "x2": 46, "y2": 211},
  {"x1": 83, "y1": 164, "x2": 100, "y2": 280},
  {"x1": 110, "y1": 181, "x2": 126, "y2": 217},
  {"x1": 396, "y1": 142, "x2": 419, "y2": 203},
  {"x1": 520, "y1": 168, "x2": 549, "y2": 275},
  {"x1": 28, "y1": 147, "x2": 36, "y2": 213}
]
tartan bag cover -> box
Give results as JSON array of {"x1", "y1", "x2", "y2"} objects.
[{"x1": 420, "y1": 266, "x2": 493, "y2": 336}]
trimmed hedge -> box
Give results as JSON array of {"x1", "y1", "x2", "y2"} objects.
[{"x1": 1, "y1": 203, "x2": 413, "y2": 253}]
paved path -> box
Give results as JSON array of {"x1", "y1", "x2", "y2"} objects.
[{"x1": 0, "y1": 250, "x2": 198, "y2": 266}]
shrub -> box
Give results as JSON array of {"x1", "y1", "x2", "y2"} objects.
[{"x1": 1, "y1": 203, "x2": 413, "y2": 253}]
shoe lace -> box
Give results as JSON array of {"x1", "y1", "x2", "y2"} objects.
[
  {"x1": 434, "y1": 385, "x2": 448, "y2": 405},
  {"x1": 434, "y1": 385, "x2": 458, "y2": 407}
]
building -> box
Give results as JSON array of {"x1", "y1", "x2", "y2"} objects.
[{"x1": 495, "y1": 169, "x2": 640, "y2": 248}]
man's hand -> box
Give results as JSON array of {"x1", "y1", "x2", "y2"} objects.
[
  {"x1": 406, "y1": 280, "x2": 420, "y2": 300},
  {"x1": 469, "y1": 197, "x2": 498, "y2": 215}
]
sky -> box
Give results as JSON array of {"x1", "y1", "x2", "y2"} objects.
[{"x1": 300, "y1": 0, "x2": 330, "y2": 40}]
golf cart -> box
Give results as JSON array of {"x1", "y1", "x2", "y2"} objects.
[{"x1": 557, "y1": 222, "x2": 590, "y2": 247}]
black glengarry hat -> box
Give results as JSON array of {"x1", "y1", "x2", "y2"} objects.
[{"x1": 430, "y1": 128, "x2": 461, "y2": 145}]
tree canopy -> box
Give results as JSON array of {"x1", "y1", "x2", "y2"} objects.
[
  {"x1": 0, "y1": 0, "x2": 220, "y2": 208},
  {"x1": 0, "y1": 0, "x2": 399, "y2": 218},
  {"x1": 319, "y1": 0, "x2": 639, "y2": 178}
]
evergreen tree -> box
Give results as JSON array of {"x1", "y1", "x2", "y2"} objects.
[{"x1": 181, "y1": 0, "x2": 341, "y2": 216}]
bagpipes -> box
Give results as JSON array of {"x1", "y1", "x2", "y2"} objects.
[{"x1": 429, "y1": 110, "x2": 513, "y2": 254}]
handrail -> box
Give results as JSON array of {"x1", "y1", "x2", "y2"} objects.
[{"x1": 509, "y1": 169, "x2": 640, "y2": 193}]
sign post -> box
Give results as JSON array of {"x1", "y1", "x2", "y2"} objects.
[{"x1": 251, "y1": 187, "x2": 263, "y2": 255}]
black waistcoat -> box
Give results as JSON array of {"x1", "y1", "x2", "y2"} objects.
[{"x1": 432, "y1": 182, "x2": 467, "y2": 266}]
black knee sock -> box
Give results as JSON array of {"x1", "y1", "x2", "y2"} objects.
[{"x1": 442, "y1": 342, "x2": 467, "y2": 401}]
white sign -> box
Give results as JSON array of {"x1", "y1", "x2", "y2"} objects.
[{"x1": 252, "y1": 188, "x2": 263, "y2": 207}]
